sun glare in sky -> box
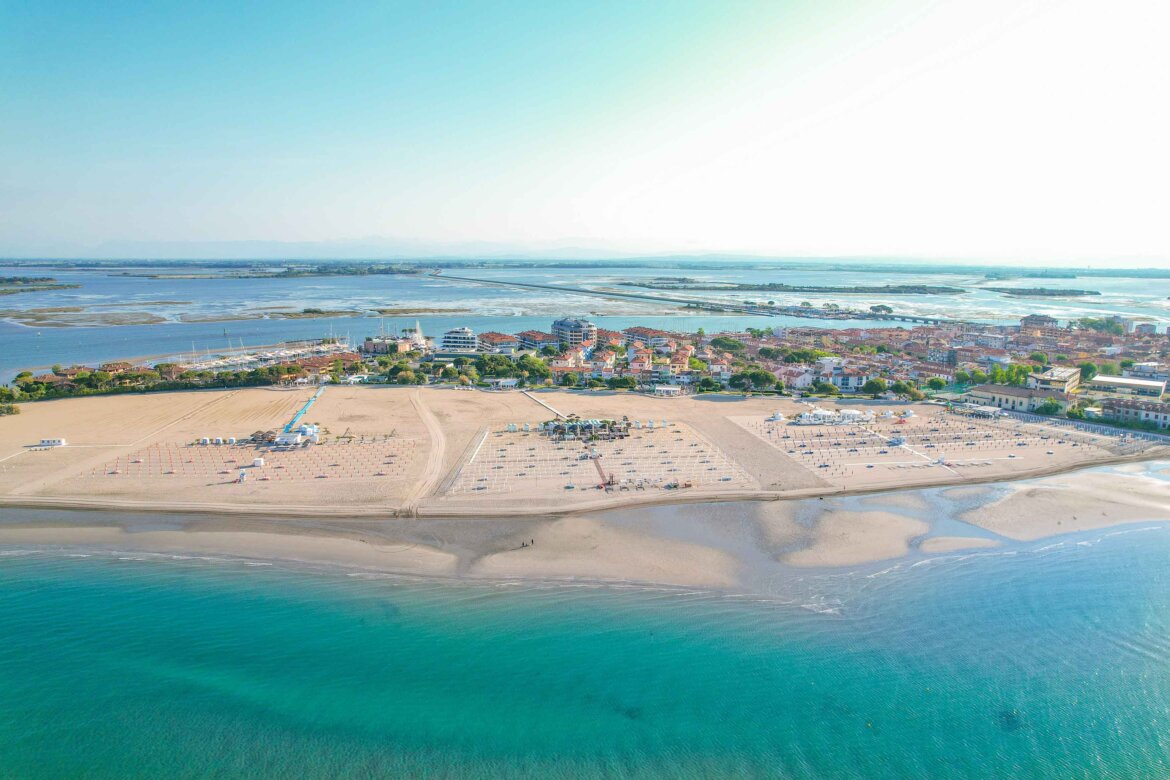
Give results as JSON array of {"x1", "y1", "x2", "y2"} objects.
[{"x1": 2, "y1": 0, "x2": 1168, "y2": 262}]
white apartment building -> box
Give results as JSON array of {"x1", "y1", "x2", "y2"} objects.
[
  {"x1": 439, "y1": 327, "x2": 477, "y2": 352},
  {"x1": 552, "y1": 318, "x2": 598, "y2": 347}
]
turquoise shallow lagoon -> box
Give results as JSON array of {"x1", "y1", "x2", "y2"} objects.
[{"x1": 2, "y1": 524, "x2": 1170, "y2": 778}]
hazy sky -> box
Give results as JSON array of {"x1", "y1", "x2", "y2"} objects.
[{"x1": 2, "y1": 0, "x2": 1168, "y2": 263}]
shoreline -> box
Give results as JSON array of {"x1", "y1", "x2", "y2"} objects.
[
  {"x1": 2, "y1": 488, "x2": 1170, "y2": 591},
  {"x1": 2, "y1": 460, "x2": 1167, "y2": 592},
  {"x1": 0, "y1": 447, "x2": 1162, "y2": 520}
]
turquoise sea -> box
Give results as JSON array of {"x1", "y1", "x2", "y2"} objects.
[{"x1": 2, "y1": 523, "x2": 1170, "y2": 778}]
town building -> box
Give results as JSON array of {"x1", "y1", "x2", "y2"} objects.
[
  {"x1": 1125, "y1": 362, "x2": 1170, "y2": 382},
  {"x1": 1026, "y1": 366, "x2": 1081, "y2": 394},
  {"x1": 362, "y1": 336, "x2": 414, "y2": 355},
  {"x1": 476, "y1": 332, "x2": 520, "y2": 353},
  {"x1": 515, "y1": 330, "x2": 560, "y2": 350},
  {"x1": 965, "y1": 384, "x2": 1070, "y2": 412},
  {"x1": 1086, "y1": 375, "x2": 1167, "y2": 397},
  {"x1": 439, "y1": 327, "x2": 477, "y2": 352},
  {"x1": 551, "y1": 318, "x2": 597, "y2": 347},
  {"x1": 1019, "y1": 314, "x2": 1060, "y2": 337},
  {"x1": 622, "y1": 326, "x2": 674, "y2": 347},
  {"x1": 1100, "y1": 398, "x2": 1170, "y2": 429}
]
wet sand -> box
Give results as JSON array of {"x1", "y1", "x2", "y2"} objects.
[
  {"x1": 2, "y1": 463, "x2": 1164, "y2": 588},
  {"x1": 919, "y1": 536, "x2": 1002, "y2": 553}
]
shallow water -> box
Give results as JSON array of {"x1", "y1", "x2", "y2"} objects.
[{"x1": 2, "y1": 518, "x2": 1170, "y2": 778}]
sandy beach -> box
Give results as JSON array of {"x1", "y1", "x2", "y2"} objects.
[
  {"x1": 1, "y1": 386, "x2": 1163, "y2": 518},
  {"x1": 2, "y1": 387, "x2": 1168, "y2": 587}
]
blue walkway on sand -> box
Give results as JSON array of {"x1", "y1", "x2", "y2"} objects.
[{"x1": 284, "y1": 386, "x2": 326, "y2": 433}]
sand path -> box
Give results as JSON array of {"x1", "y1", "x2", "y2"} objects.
[{"x1": 402, "y1": 388, "x2": 446, "y2": 515}]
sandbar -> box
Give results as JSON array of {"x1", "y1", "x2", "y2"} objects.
[
  {"x1": 782, "y1": 509, "x2": 929, "y2": 567},
  {"x1": 960, "y1": 471, "x2": 1170, "y2": 541}
]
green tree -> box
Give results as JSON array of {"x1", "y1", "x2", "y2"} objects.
[
  {"x1": 1077, "y1": 317, "x2": 1125, "y2": 335},
  {"x1": 729, "y1": 370, "x2": 775, "y2": 391},
  {"x1": 811, "y1": 380, "x2": 839, "y2": 395},
  {"x1": 708, "y1": 336, "x2": 745, "y2": 354},
  {"x1": 475, "y1": 354, "x2": 517, "y2": 378},
  {"x1": 516, "y1": 354, "x2": 550, "y2": 380},
  {"x1": 926, "y1": 377, "x2": 946, "y2": 390},
  {"x1": 1028, "y1": 352, "x2": 1048, "y2": 364},
  {"x1": 1078, "y1": 362, "x2": 1098, "y2": 381},
  {"x1": 1034, "y1": 398, "x2": 1063, "y2": 415},
  {"x1": 860, "y1": 378, "x2": 888, "y2": 397},
  {"x1": 561, "y1": 372, "x2": 579, "y2": 387}
]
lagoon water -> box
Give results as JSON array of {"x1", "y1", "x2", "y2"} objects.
[
  {"x1": 4, "y1": 260, "x2": 1169, "y2": 382},
  {"x1": 3, "y1": 524, "x2": 1170, "y2": 778}
]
